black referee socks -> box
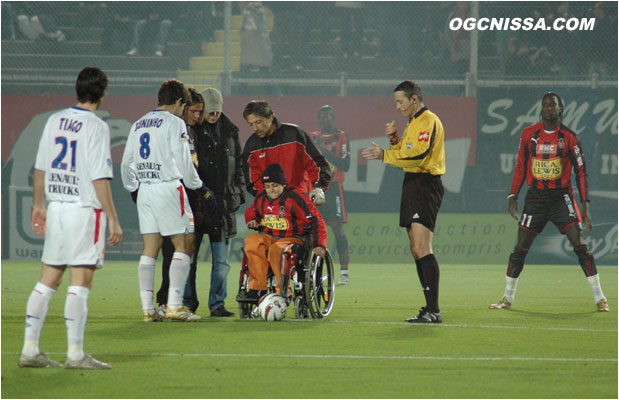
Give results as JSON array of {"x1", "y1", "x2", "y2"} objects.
[{"x1": 416, "y1": 254, "x2": 440, "y2": 312}]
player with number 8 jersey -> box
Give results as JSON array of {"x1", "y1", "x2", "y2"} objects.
[
  {"x1": 121, "y1": 79, "x2": 207, "y2": 322},
  {"x1": 122, "y1": 109, "x2": 202, "y2": 190}
]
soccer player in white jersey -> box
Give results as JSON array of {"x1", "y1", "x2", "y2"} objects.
[
  {"x1": 121, "y1": 79, "x2": 208, "y2": 322},
  {"x1": 19, "y1": 67, "x2": 123, "y2": 370}
]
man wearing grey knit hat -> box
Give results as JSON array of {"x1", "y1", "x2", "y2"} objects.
[
  {"x1": 202, "y1": 87, "x2": 223, "y2": 119},
  {"x1": 182, "y1": 87, "x2": 245, "y2": 317}
]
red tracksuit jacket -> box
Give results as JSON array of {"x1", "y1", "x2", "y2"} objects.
[{"x1": 242, "y1": 118, "x2": 332, "y2": 196}]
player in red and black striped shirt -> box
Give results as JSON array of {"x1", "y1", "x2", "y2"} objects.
[
  {"x1": 490, "y1": 92, "x2": 609, "y2": 312},
  {"x1": 243, "y1": 163, "x2": 327, "y2": 298},
  {"x1": 310, "y1": 105, "x2": 351, "y2": 285}
]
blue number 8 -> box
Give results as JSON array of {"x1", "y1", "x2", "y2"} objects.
[{"x1": 139, "y1": 133, "x2": 150, "y2": 159}]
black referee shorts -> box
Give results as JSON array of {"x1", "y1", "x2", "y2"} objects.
[{"x1": 399, "y1": 172, "x2": 444, "y2": 232}]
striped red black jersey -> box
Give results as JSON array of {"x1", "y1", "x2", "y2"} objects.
[
  {"x1": 309, "y1": 128, "x2": 350, "y2": 183},
  {"x1": 510, "y1": 122, "x2": 589, "y2": 202},
  {"x1": 242, "y1": 118, "x2": 332, "y2": 196},
  {"x1": 245, "y1": 186, "x2": 328, "y2": 249}
]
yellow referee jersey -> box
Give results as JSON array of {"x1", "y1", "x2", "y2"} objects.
[{"x1": 383, "y1": 107, "x2": 446, "y2": 175}]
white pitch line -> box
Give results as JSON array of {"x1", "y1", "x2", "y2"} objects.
[
  {"x1": 4, "y1": 351, "x2": 614, "y2": 363},
  {"x1": 321, "y1": 320, "x2": 618, "y2": 333},
  {"x1": 153, "y1": 353, "x2": 618, "y2": 363}
]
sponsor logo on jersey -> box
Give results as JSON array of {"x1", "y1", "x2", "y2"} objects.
[
  {"x1": 563, "y1": 194, "x2": 576, "y2": 217},
  {"x1": 532, "y1": 157, "x2": 562, "y2": 179},
  {"x1": 573, "y1": 145, "x2": 584, "y2": 166},
  {"x1": 418, "y1": 131, "x2": 430, "y2": 142},
  {"x1": 262, "y1": 215, "x2": 288, "y2": 230},
  {"x1": 406, "y1": 142, "x2": 412, "y2": 149},
  {"x1": 536, "y1": 143, "x2": 557, "y2": 154}
]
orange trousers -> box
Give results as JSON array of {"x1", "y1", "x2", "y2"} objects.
[{"x1": 244, "y1": 233, "x2": 304, "y2": 294}]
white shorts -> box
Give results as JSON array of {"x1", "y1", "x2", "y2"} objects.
[
  {"x1": 137, "y1": 180, "x2": 195, "y2": 236},
  {"x1": 42, "y1": 202, "x2": 107, "y2": 268}
]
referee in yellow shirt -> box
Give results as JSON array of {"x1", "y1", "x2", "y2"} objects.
[{"x1": 362, "y1": 80, "x2": 445, "y2": 323}]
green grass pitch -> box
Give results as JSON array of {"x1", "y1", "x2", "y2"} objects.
[{"x1": 1, "y1": 260, "x2": 617, "y2": 398}]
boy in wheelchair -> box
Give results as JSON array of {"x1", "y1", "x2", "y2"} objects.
[{"x1": 237, "y1": 163, "x2": 327, "y2": 303}]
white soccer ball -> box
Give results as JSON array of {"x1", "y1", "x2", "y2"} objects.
[{"x1": 257, "y1": 293, "x2": 288, "y2": 321}]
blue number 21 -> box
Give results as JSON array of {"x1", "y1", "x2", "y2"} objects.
[{"x1": 52, "y1": 137, "x2": 77, "y2": 171}]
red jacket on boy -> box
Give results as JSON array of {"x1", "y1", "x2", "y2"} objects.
[{"x1": 245, "y1": 186, "x2": 328, "y2": 249}]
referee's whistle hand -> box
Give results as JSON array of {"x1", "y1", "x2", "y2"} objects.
[{"x1": 385, "y1": 122, "x2": 397, "y2": 139}]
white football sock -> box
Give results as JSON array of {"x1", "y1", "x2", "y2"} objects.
[
  {"x1": 167, "y1": 252, "x2": 191, "y2": 310},
  {"x1": 65, "y1": 285, "x2": 90, "y2": 361},
  {"x1": 586, "y1": 274, "x2": 606, "y2": 303},
  {"x1": 138, "y1": 256, "x2": 156, "y2": 313},
  {"x1": 22, "y1": 282, "x2": 56, "y2": 357},
  {"x1": 504, "y1": 276, "x2": 519, "y2": 303}
]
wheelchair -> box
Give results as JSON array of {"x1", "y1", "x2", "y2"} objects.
[{"x1": 236, "y1": 236, "x2": 335, "y2": 319}]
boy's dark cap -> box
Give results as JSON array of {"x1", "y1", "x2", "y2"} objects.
[{"x1": 261, "y1": 163, "x2": 287, "y2": 185}]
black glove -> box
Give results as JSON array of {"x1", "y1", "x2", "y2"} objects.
[
  {"x1": 130, "y1": 189, "x2": 138, "y2": 204},
  {"x1": 201, "y1": 185, "x2": 218, "y2": 212}
]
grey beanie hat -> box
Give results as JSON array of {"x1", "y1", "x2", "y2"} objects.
[{"x1": 202, "y1": 87, "x2": 223, "y2": 113}]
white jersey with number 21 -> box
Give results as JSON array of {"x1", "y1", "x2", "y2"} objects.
[{"x1": 34, "y1": 106, "x2": 113, "y2": 208}]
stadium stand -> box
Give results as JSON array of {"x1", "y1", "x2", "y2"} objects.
[{"x1": 1, "y1": 2, "x2": 616, "y2": 96}]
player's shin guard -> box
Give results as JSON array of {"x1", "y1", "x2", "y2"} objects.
[
  {"x1": 138, "y1": 256, "x2": 156, "y2": 313},
  {"x1": 22, "y1": 282, "x2": 56, "y2": 357},
  {"x1": 506, "y1": 248, "x2": 528, "y2": 278},
  {"x1": 168, "y1": 252, "x2": 191, "y2": 309},
  {"x1": 575, "y1": 245, "x2": 606, "y2": 303},
  {"x1": 503, "y1": 248, "x2": 527, "y2": 303},
  {"x1": 65, "y1": 286, "x2": 90, "y2": 361},
  {"x1": 336, "y1": 234, "x2": 349, "y2": 271},
  {"x1": 574, "y1": 245, "x2": 598, "y2": 277},
  {"x1": 418, "y1": 254, "x2": 440, "y2": 312}
]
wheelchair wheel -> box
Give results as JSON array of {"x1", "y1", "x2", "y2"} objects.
[
  {"x1": 237, "y1": 252, "x2": 261, "y2": 319},
  {"x1": 304, "y1": 248, "x2": 335, "y2": 319}
]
